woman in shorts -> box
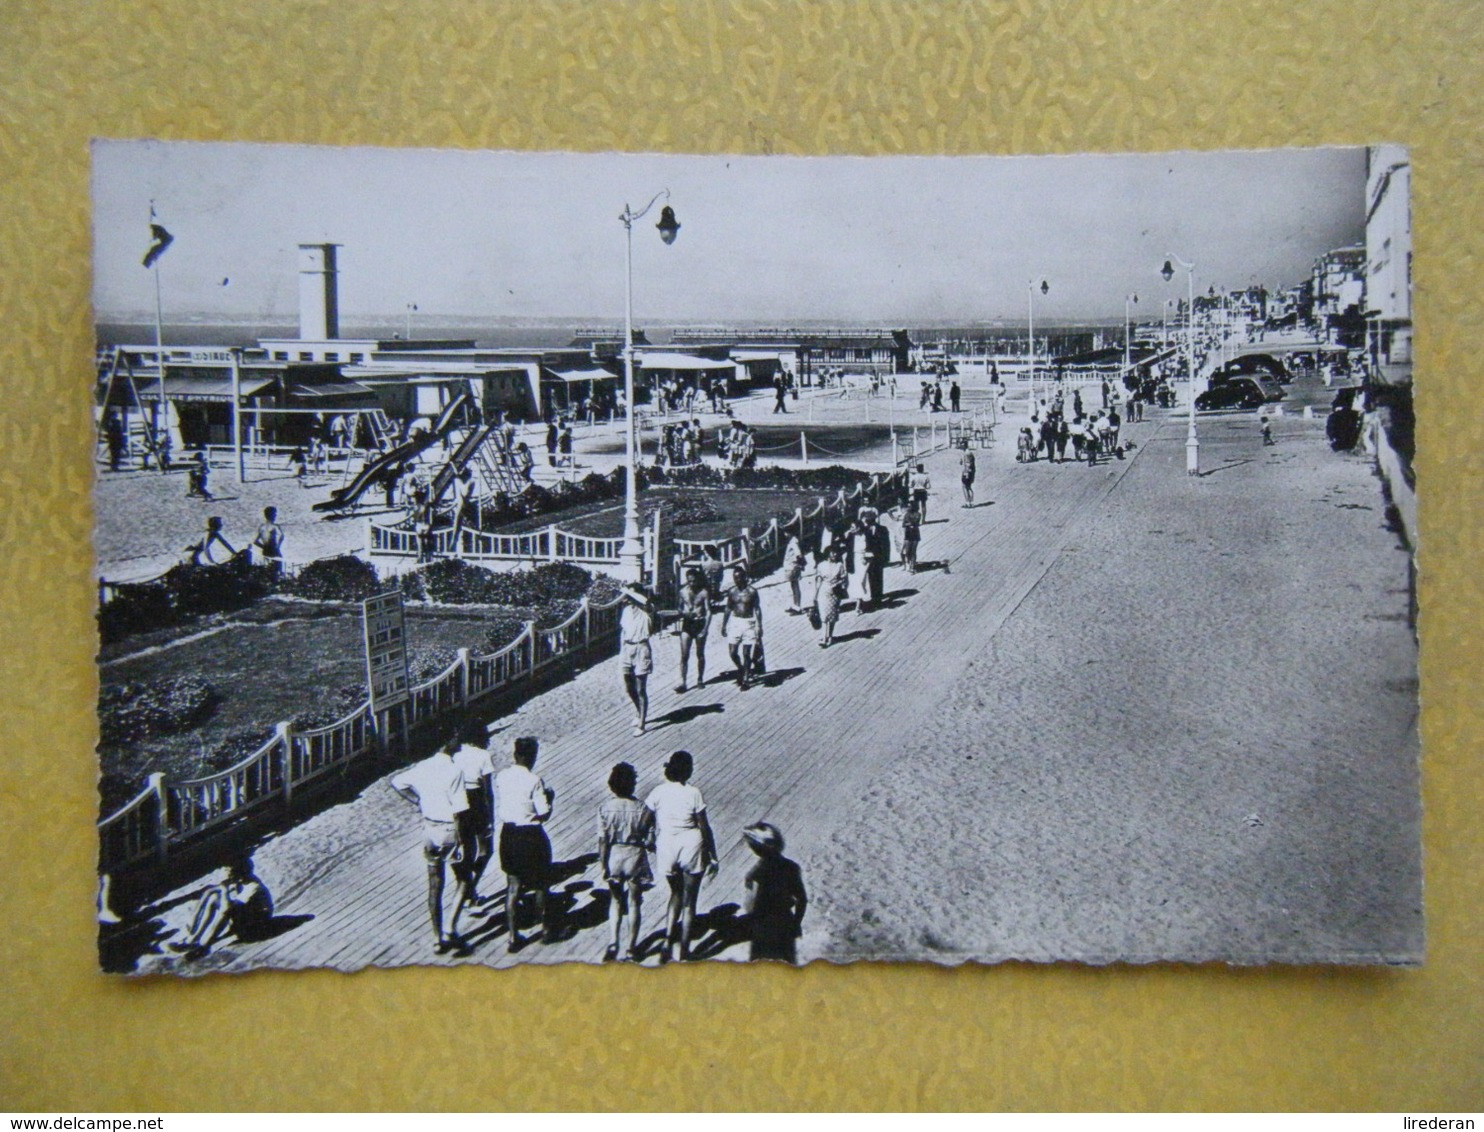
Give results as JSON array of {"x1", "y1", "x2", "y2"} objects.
[
  {"x1": 598, "y1": 762, "x2": 654, "y2": 962},
  {"x1": 645, "y1": 751, "x2": 718, "y2": 962}
]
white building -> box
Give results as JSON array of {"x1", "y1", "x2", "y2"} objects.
[{"x1": 1365, "y1": 145, "x2": 1412, "y2": 380}]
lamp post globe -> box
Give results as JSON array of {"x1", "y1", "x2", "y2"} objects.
[{"x1": 619, "y1": 191, "x2": 678, "y2": 583}]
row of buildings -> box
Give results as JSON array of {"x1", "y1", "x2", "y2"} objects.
[
  {"x1": 99, "y1": 243, "x2": 918, "y2": 451},
  {"x1": 1256, "y1": 145, "x2": 1410, "y2": 380}
]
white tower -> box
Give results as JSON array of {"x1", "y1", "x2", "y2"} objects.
[{"x1": 298, "y1": 243, "x2": 341, "y2": 340}]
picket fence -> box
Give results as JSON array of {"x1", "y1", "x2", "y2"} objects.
[
  {"x1": 369, "y1": 471, "x2": 909, "y2": 580},
  {"x1": 367, "y1": 520, "x2": 627, "y2": 568},
  {"x1": 670, "y1": 469, "x2": 906, "y2": 582},
  {"x1": 97, "y1": 593, "x2": 625, "y2": 873},
  {"x1": 99, "y1": 469, "x2": 907, "y2": 873}
]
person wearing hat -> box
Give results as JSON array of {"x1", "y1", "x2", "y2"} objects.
[
  {"x1": 741, "y1": 822, "x2": 808, "y2": 963},
  {"x1": 619, "y1": 582, "x2": 656, "y2": 736}
]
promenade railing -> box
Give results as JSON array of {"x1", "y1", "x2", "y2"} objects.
[{"x1": 98, "y1": 592, "x2": 625, "y2": 874}]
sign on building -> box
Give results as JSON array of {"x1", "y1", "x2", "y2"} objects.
[{"x1": 363, "y1": 590, "x2": 410, "y2": 712}]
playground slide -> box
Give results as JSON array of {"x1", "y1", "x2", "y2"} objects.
[
  {"x1": 418, "y1": 421, "x2": 497, "y2": 517},
  {"x1": 313, "y1": 393, "x2": 470, "y2": 513}
]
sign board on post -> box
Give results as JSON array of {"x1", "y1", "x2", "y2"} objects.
[{"x1": 363, "y1": 590, "x2": 410, "y2": 713}]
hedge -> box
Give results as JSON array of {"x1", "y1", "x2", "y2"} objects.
[{"x1": 98, "y1": 555, "x2": 279, "y2": 645}]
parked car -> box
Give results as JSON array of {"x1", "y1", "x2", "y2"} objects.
[
  {"x1": 1212, "y1": 353, "x2": 1292, "y2": 384},
  {"x1": 1196, "y1": 376, "x2": 1281, "y2": 411}
]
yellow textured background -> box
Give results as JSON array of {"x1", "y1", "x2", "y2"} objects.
[{"x1": 1, "y1": 0, "x2": 1480, "y2": 1112}]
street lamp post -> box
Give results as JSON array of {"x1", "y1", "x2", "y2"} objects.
[
  {"x1": 1161, "y1": 255, "x2": 1199, "y2": 476},
  {"x1": 1027, "y1": 278, "x2": 1048, "y2": 413},
  {"x1": 619, "y1": 191, "x2": 680, "y2": 583},
  {"x1": 1123, "y1": 292, "x2": 1139, "y2": 379},
  {"x1": 405, "y1": 301, "x2": 418, "y2": 341}
]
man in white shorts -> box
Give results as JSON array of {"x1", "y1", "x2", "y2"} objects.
[
  {"x1": 390, "y1": 733, "x2": 473, "y2": 956},
  {"x1": 619, "y1": 583, "x2": 655, "y2": 736},
  {"x1": 720, "y1": 565, "x2": 763, "y2": 690}
]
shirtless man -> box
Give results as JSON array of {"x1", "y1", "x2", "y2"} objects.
[
  {"x1": 674, "y1": 567, "x2": 712, "y2": 693},
  {"x1": 720, "y1": 565, "x2": 763, "y2": 690}
]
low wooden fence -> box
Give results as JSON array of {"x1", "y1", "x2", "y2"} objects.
[
  {"x1": 368, "y1": 519, "x2": 631, "y2": 569},
  {"x1": 97, "y1": 594, "x2": 625, "y2": 873},
  {"x1": 671, "y1": 469, "x2": 908, "y2": 588}
]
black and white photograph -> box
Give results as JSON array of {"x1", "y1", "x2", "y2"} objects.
[{"x1": 92, "y1": 140, "x2": 1419, "y2": 973}]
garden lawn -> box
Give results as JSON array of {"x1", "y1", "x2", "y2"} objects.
[
  {"x1": 495, "y1": 488, "x2": 826, "y2": 542},
  {"x1": 97, "y1": 601, "x2": 536, "y2": 813}
]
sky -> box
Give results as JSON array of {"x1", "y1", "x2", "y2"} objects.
[{"x1": 92, "y1": 140, "x2": 1367, "y2": 326}]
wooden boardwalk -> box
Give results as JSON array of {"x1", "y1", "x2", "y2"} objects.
[{"x1": 182, "y1": 415, "x2": 1161, "y2": 973}]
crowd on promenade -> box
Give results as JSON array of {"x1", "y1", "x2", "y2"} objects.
[
  {"x1": 388, "y1": 725, "x2": 808, "y2": 965},
  {"x1": 1015, "y1": 383, "x2": 1137, "y2": 466},
  {"x1": 380, "y1": 449, "x2": 968, "y2": 967}
]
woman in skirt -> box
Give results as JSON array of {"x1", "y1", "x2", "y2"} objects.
[{"x1": 812, "y1": 541, "x2": 849, "y2": 647}]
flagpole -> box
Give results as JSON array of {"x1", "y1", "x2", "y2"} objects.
[
  {"x1": 152, "y1": 260, "x2": 167, "y2": 472},
  {"x1": 230, "y1": 347, "x2": 245, "y2": 485}
]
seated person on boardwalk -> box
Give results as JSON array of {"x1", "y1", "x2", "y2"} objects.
[{"x1": 168, "y1": 858, "x2": 273, "y2": 960}]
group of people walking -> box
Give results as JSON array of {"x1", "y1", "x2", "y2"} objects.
[
  {"x1": 391, "y1": 727, "x2": 807, "y2": 964},
  {"x1": 1017, "y1": 400, "x2": 1124, "y2": 465}
]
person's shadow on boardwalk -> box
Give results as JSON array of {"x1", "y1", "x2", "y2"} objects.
[
  {"x1": 753, "y1": 666, "x2": 804, "y2": 690},
  {"x1": 539, "y1": 852, "x2": 601, "y2": 944},
  {"x1": 461, "y1": 851, "x2": 602, "y2": 949},
  {"x1": 545, "y1": 878, "x2": 609, "y2": 943},
  {"x1": 649, "y1": 702, "x2": 725, "y2": 730},
  {"x1": 688, "y1": 902, "x2": 750, "y2": 960},
  {"x1": 828, "y1": 627, "x2": 879, "y2": 646}
]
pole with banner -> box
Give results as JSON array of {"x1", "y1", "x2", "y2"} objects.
[{"x1": 363, "y1": 590, "x2": 411, "y2": 751}]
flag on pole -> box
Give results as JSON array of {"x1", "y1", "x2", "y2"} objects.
[{"x1": 142, "y1": 206, "x2": 173, "y2": 268}]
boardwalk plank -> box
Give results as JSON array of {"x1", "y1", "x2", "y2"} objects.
[{"x1": 206, "y1": 419, "x2": 1160, "y2": 971}]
